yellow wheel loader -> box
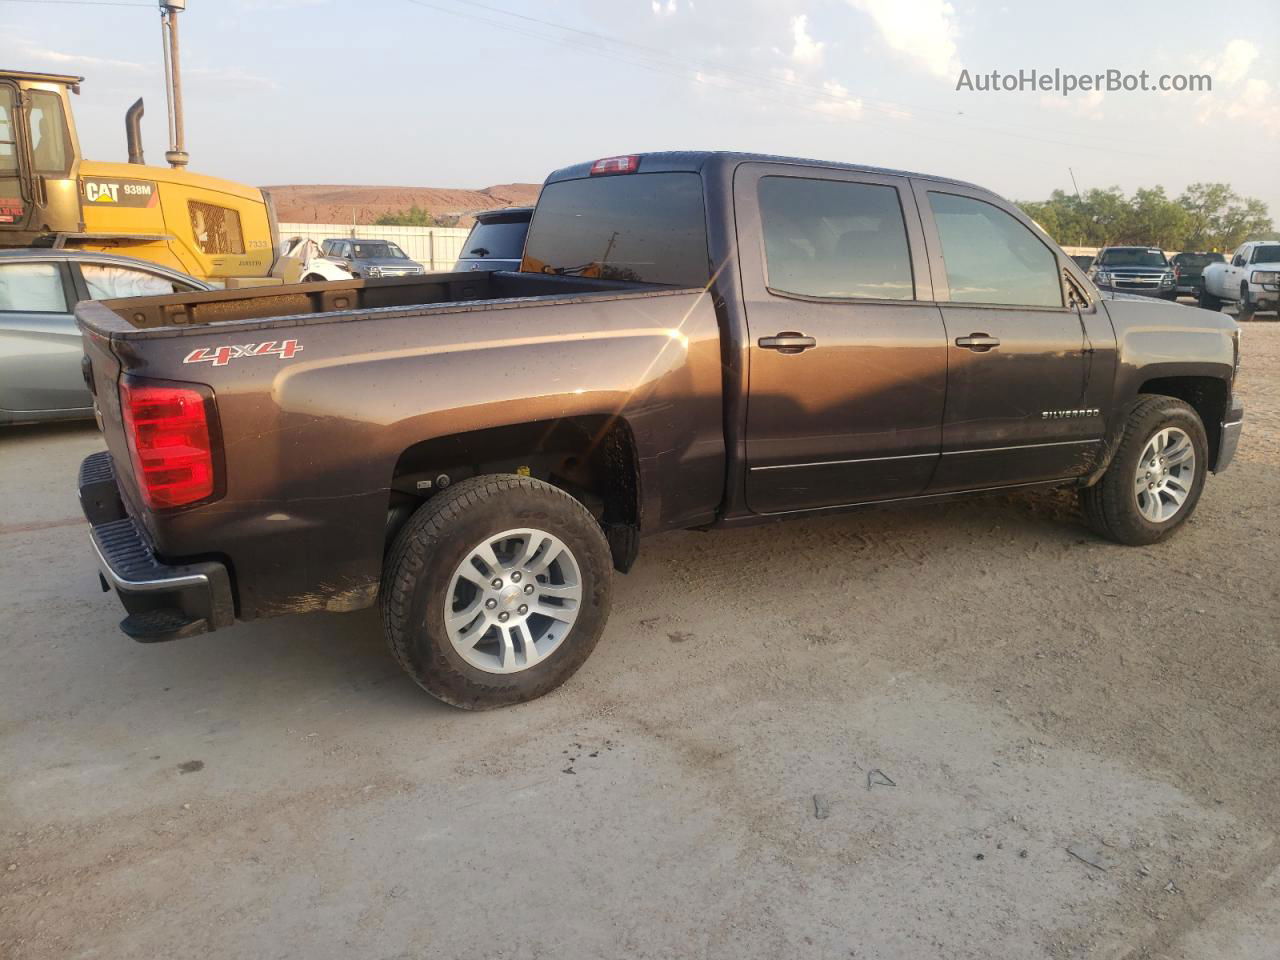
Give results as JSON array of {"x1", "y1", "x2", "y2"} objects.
[{"x1": 0, "y1": 70, "x2": 278, "y2": 285}]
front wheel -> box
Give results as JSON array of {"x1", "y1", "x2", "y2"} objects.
[
  {"x1": 1079, "y1": 396, "x2": 1208, "y2": 546},
  {"x1": 380, "y1": 475, "x2": 613, "y2": 709},
  {"x1": 1239, "y1": 282, "x2": 1257, "y2": 321}
]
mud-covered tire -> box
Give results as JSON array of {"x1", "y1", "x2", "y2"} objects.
[
  {"x1": 380, "y1": 474, "x2": 612, "y2": 709},
  {"x1": 1079, "y1": 395, "x2": 1208, "y2": 546}
]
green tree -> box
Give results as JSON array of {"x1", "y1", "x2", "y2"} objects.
[
  {"x1": 1174, "y1": 183, "x2": 1273, "y2": 251},
  {"x1": 1126, "y1": 187, "x2": 1190, "y2": 249},
  {"x1": 1018, "y1": 182, "x2": 1273, "y2": 252},
  {"x1": 374, "y1": 205, "x2": 458, "y2": 228}
]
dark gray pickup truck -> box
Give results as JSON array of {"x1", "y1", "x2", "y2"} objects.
[{"x1": 76, "y1": 151, "x2": 1244, "y2": 709}]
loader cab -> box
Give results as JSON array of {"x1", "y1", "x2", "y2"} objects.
[{"x1": 0, "y1": 71, "x2": 84, "y2": 245}]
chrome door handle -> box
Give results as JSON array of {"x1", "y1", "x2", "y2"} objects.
[
  {"x1": 955, "y1": 333, "x2": 1000, "y2": 352},
  {"x1": 758, "y1": 332, "x2": 817, "y2": 354}
]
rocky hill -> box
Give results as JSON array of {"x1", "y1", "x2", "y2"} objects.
[{"x1": 265, "y1": 182, "x2": 541, "y2": 225}]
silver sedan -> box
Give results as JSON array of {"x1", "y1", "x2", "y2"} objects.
[{"x1": 0, "y1": 249, "x2": 210, "y2": 425}]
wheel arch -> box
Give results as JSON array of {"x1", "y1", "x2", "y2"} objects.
[
  {"x1": 386, "y1": 415, "x2": 642, "y2": 571},
  {"x1": 1136, "y1": 375, "x2": 1229, "y2": 469}
]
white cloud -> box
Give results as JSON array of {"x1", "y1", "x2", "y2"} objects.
[
  {"x1": 1194, "y1": 39, "x2": 1279, "y2": 134},
  {"x1": 789, "y1": 14, "x2": 825, "y2": 67},
  {"x1": 846, "y1": 0, "x2": 959, "y2": 79},
  {"x1": 1203, "y1": 38, "x2": 1257, "y2": 88},
  {"x1": 1039, "y1": 88, "x2": 1105, "y2": 118},
  {"x1": 813, "y1": 79, "x2": 863, "y2": 119},
  {"x1": 9, "y1": 40, "x2": 148, "y2": 74}
]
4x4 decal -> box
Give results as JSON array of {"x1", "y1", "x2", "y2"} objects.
[{"x1": 183, "y1": 339, "x2": 303, "y2": 367}]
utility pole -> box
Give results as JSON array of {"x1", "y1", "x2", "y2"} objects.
[{"x1": 159, "y1": 0, "x2": 189, "y2": 168}]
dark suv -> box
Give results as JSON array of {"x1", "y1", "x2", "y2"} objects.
[
  {"x1": 1171, "y1": 251, "x2": 1226, "y2": 298},
  {"x1": 1089, "y1": 246, "x2": 1177, "y2": 300},
  {"x1": 454, "y1": 207, "x2": 534, "y2": 273}
]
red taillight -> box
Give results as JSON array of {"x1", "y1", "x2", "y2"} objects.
[
  {"x1": 589, "y1": 155, "x2": 640, "y2": 176},
  {"x1": 120, "y1": 379, "x2": 217, "y2": 509}
]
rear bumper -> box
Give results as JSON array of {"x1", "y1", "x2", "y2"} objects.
[{"x1": 79, "y1": 452, "x2": 234, "y2": 642}]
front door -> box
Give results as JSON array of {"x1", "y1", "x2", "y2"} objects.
[
  {"x1": 735, "y1": 163, "x2": 948, "y2": 514},
  {"x1": 913, "y1": 183, "x2": 1106, "y2": 490},
  {"x1": 0, "y1": 81, "x2": 32, "y2": 235}
]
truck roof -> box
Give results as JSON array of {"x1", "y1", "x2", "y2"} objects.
[{"x1": 544, "y1": 151, "x2": 987, "y2": 194}]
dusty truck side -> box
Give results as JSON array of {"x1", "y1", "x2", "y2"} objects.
[{"x1": 77, "y1": 152, "x2": 1243, "y2": 709}]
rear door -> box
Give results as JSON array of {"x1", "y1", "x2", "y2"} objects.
[
  {"x1": 735, "y1": 162, "x2": 947, "y2": 513},
  {"x1": 0, "y1": 258, "x2": 84, "y2": 413},
  {"x1": 914, "y1": 182, "x2": 1105, "y2": 490}
]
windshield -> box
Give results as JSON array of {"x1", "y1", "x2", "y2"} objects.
[
  {"x1": 1098, "y1": 248, "x2": 1168, "y2": 268},
  {"x1": 462, "y1": 220, "x2": 529, "y2": 260},
  {"x1": 351, "y1": 241, "x2": 407, "y2": 260},
  {"x1": 1251, "y1": 244, "x2": 1280, "y2": 264},
  {"x1": 1174, "y1": 253, "x2": 1224, "y2": 269},
  {"x1": 522, "y1": 172, "x2": 709, "y2": 286}
]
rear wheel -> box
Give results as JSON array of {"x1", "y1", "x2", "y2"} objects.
[
  {"x1": 1198, "y1": 284, "x2": 1222, "y2": 310},
  {"x1": 302, "y1": 273, "x2": 326, "y2": 283},
  {"x1": 1080, "y1": 395, "x2": 1208, "y2": 546},
  {"x1": 380, "y1": 475, "x2": 613, "y2": 709}
]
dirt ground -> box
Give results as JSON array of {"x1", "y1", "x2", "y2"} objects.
[{"x1": 1, "y1": 325, "x2": 1277, "y2": 960}]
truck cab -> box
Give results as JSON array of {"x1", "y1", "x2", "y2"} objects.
[{"x1": 0, "y1": 71, "x2": 84, "y2": 244}]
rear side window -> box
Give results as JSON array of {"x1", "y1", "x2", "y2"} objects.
[
  {"x1": 928, "y1": 192, "x2": 1062, "y2": 307},
  {"x1": 758, "y1": 176, "x2": 914, "y2": 300},
  {"x1": 188, "y1": 201, "x2": 245, "y2": 255},
  {"x1": 82, "y1": 264, "x2": 194, "y2": 300},
  {"x1": 0, "y1": 262, "x2": 68, "y2": 312},
  {"x1": 522, "y1": 172, "x2": 709, "y2": 286},
  {"x1": 463, "y1": 219, "x2": 530, "y2": 260}
]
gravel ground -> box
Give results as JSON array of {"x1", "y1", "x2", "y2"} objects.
[{"x1": 1, "y1": 325, "x2": 1277, "y2": 960}]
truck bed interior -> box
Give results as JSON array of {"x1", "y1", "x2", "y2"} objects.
[{"x1": 100, "y1": 271, "x2": 654, "y2": 330}]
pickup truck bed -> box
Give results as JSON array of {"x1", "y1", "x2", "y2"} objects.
[
  {"x1": 76, "y1": 150, "x2": 1244, "y2": 709},
  {"x1": 80, "y1": 269, "x2": 725, "y2": 625}
]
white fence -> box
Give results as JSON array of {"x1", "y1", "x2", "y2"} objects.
[{"x1": 277, "y1": 222, "x2": 473, "y2": 271}]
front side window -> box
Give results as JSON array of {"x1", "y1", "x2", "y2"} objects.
[
  {"x1": 928, "y1": 192, "x2": 1062, "y2": 307},
  {"x1": 0, "y1": 85, "x2": 17, "y2": 175},
  {"x1": 188, "y1": 201, "x2": 245, "y2": 255},
  {"x1": 758, "y1": 176, "x2": 914, "y2": 300},
  {"x1": 0, "y1": 262, "x2": 67, "y2": 312},
  {"x1": 28, "y1": 90, "x2": 71, "y2": 177},
  {"x1": 81, "y1": 264, "x2": 192, "y2": 300}
]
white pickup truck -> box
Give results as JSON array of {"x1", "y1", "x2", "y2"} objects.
[{"x1": 1199, "y1": 240, "x2": 1280, "y2": 318}]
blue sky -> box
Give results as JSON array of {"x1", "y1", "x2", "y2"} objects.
[{"x1": 3, "y1": 0, "x2": 1278, "y2": 214}]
